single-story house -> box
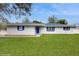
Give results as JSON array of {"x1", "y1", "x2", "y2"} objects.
[{"x1": 0, "y1": 23, "x2": 79, "y2": 36}]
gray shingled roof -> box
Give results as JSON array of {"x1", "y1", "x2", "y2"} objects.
[
  {"x1": 45, "y1": 23, "x2": 76, "y2": 27},
  {"x1": 7, "y1": 23, "x2": 76, "y2": 27},
  {"x1": 7, "y1": 23, "x2": 45, "y2": 27}
]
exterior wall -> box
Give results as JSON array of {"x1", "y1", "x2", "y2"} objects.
[
  {"x1": 5, "y1": 26, "x2": 79, "y2": 36},
  {"x1": 41, "y1": 27, "x2": 79, "y2": 34},
  {"x1": 72, "y1": 27, "x2": 79, "y2": 34},
  {"x1": 0, "y1": 30, "x2": 8, "y2": 36},
  {"x1": 7, "y1": 26, "x2": 36, "y2": 35}
]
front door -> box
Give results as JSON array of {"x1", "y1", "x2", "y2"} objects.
[{"x1": 35, "y1": 26, "x2": 40, "y2": 34}]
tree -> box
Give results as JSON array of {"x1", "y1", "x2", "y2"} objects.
[
  {"x1": 0, "y1": 3, "x2": 32, "y2": 18},
  {"x1": 22, "y1": 17, "x2": 30, "y2": 23},
  {"x1": 48, "y1": 16, "x2": 68, "y2": 24},
  {"x1": 0, "y1": 3, "x2": 32, "y2": 24},
  {"x1": 57, "y1": 19, "x2": 68, "y2": 24},
  {"x1": 0, "y1": 22, "x2": 7, "y2": 30},
  {"x1": 0, "y1": 15, "x2": 8, "y2": 30},
  {"x1": 48, "y1": 16, "x2": 57, "y2": 23},
  {"x1": 0, "y1": 14, "x2": 10, "y2": 24},
  {"x1": 33, "y1": 20, "x2": 43, "y2": 23}
]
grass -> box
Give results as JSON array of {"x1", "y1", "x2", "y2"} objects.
[{"x1": 0, "y1": 34, "x2": 79, "y2": 56}]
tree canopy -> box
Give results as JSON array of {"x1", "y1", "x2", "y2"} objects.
[
  {"x1": 0, "y1": 3, "x2": 32, "y2": 24},
  {"x1": 22, "y1": 17, "x2": 30, "y2": 23},
  {"x1": 48, "y1": 16, "x2": 57, "y2": 23},
  {"x1": 48, "y1": 16, "x2": 68, "y2": 24},
  {"x1": 0, "y1": 3, "x2": 32, "y2": 16},
  {"x1": 57, "y1": 19, "x2": 68, "y2": 25},
  {"x1": 0, "y1": 14, "x2": 10, "y2": 24},
  {"x1": 0, "y1": 22, "x2": 7, "y2": 30},
  {"x1": 33, "y1": 20, "x2": 43, "y2": 23}
]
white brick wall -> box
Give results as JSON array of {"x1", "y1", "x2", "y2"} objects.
[
  {"x1": 41, "y1": 27, "x2": 79, "y2": 34},
  {"x1": 7, "y1": 26, "x2": 36, "y2": 35},
  {"x1": 4, "y1": 26, "x2": 79, "y2": 35}
]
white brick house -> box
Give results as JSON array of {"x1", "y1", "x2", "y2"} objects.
[{"x1": 0, "y1": 23, "x2": 79, "y2": 36}]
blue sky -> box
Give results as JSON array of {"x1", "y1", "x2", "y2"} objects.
[{"x1": 8, "y1": 3, "x2": 79, "y2": 24}]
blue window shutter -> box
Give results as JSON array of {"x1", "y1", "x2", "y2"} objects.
[
  {"x1": 47, "y1": 27, "x2": 48, "y2": 31},
  {"x1": 23, "y1": 26, "x2": 24, "y2": 30},
  {"x1": 17, "y1": 26, "x2": 19, "y2": 30}
]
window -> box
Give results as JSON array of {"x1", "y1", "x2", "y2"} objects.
[
  {"x1": 47, "y1": 27, "x2": 55, "y2": 31},
  {"x1": 63, "y1": 27, "x2": 70, "y2": 31},
  {"x1": 17, "y1": 26, "x2": 24, "y2": 31},
  {"x1": 4, "y1": 28, "x2": 7, "y2": 31}
]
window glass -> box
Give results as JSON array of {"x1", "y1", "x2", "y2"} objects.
[
  {"x1": 63, "y1": 27, "x2": 70, "y2": 31},
  {"x1": 47, "y1": 27, "x2": 55, "y2": 31},
  {"x1": 17, "y1": 26, "x2": 24, "y2": 31}
]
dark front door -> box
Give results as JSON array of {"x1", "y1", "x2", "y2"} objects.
[{"x1": 35, "y1": 26, "x2": 40, "y2": 34}]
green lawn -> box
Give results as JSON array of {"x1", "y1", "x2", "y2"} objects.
[{"x1": 0, "y1": 34, "x2": 79, "y2": 56}]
